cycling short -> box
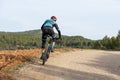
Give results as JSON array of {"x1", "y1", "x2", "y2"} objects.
[{"x1": 41, "y1": 27, "x2": 56, "y2": 48}]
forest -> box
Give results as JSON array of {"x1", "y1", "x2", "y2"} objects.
[
  {"x1": 0, "y1": 29, "x2": 120, "y2": 50},
  {"x1": 93, "y1": 30, "x2": 120, "y2": 50}
]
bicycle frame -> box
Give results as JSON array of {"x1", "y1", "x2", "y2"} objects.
[{"x1": 45, "y1": 39, "x2": 52, "y2": 56}]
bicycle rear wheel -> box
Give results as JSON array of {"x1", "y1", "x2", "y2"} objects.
[
  {"x1": 42, "y1": 55, "x2": 47, "y2": 65},
  {"x1": 42, "y1": 47, "x2": 51, "y2": 65},
  {"x1": 42, "y1": 38, "x2": 52, "y2": 65},
  {"x1": 42, "y1": 58, "x2": 45, "y2": 65}
]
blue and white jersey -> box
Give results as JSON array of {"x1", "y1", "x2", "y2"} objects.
[
  {"x1": 41, "y1": 18, "x2": 61, "y2": 39},
  {"x1": 43, "y1": 19, "x2": 56, "y2": 28}
]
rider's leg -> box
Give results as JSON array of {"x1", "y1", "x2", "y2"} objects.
[
  {"x1": 51, "y1": 33, "x2": 56, "y2": 52},
  {"x1": 40, "y1": 33, "x2": 47, "y2": 59},
  {"x1": 51, "y1": 41, "x2": 55, "y2": 52},
  {"x1": 40, "y1": 48, "x2": 45, "y2": 55},
  {"x1": 40, "y1": 48, "x2": 45, "y2": 59},
  {"x1": 48, "y1": 28, "x2": 56, "y2": 52}
]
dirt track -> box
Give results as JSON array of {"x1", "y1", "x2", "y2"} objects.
[{"x1": 15, "y1": 49, "x2": 120, "y2": 80}]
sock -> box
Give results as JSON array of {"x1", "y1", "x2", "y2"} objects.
[
  {"x1": 42, "y1": 52, "x2": 45, "y2": 56},
  {"x1": 51, "y1": 45, "x2": 54, "y2": 50}
]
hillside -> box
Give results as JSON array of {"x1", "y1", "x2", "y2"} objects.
[
  {"x1": 0, "y1": 29, "x2": 93, "y2": 50},
  {"x1": 16, "y1": 29, "x2": 42, "y2": 34},
  {"x1": 0, "y1": 29, "x2": 42, "y2": 34}
]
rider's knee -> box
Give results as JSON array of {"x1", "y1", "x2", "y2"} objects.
[{"x1": 41, "y1": 42, "x2": 46, "y2": 48}]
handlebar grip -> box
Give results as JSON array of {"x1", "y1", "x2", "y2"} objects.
[{"x1": 56, "y1": 38, "x2": 62, "y2": 41}]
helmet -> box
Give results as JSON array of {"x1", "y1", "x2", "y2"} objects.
[{"x1": 51, "y1": 16, "x2": 57, "y2": 21}]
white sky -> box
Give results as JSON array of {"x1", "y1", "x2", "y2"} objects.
[{"x1": 0, "y1": 0, "x2": 120, "y2": 40}]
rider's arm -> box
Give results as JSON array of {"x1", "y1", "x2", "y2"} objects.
[{"x1": 53, "y1": 24, "x2": 61, "y2": 39}]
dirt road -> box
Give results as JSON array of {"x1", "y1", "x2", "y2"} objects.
[{"x1": 15, "y1": 49, "x2": 120, "y2": 80}]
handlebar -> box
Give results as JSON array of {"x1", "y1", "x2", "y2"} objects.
[
  {"x1": 55, "y1": 38, "x2": 61, "y2": 40},
  {"x1": 48, "y1": 37, "x2": 62, "y2": 44}
]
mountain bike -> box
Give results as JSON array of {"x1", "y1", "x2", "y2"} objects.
[{"x1": 41, "y1": 37, "x2": 60, "y2": 65}]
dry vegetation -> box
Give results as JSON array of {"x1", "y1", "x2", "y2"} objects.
[
  {"x1": 0, "y1": 49, "x2": 41, "y2": 80},
  {"x1": 0, "y1": 49, "x2": 40, "y2": 71}
]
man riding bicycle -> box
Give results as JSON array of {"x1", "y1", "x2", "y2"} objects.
[{"x1": 40, "y1": 16, "x2": 61, "y2": 59}]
